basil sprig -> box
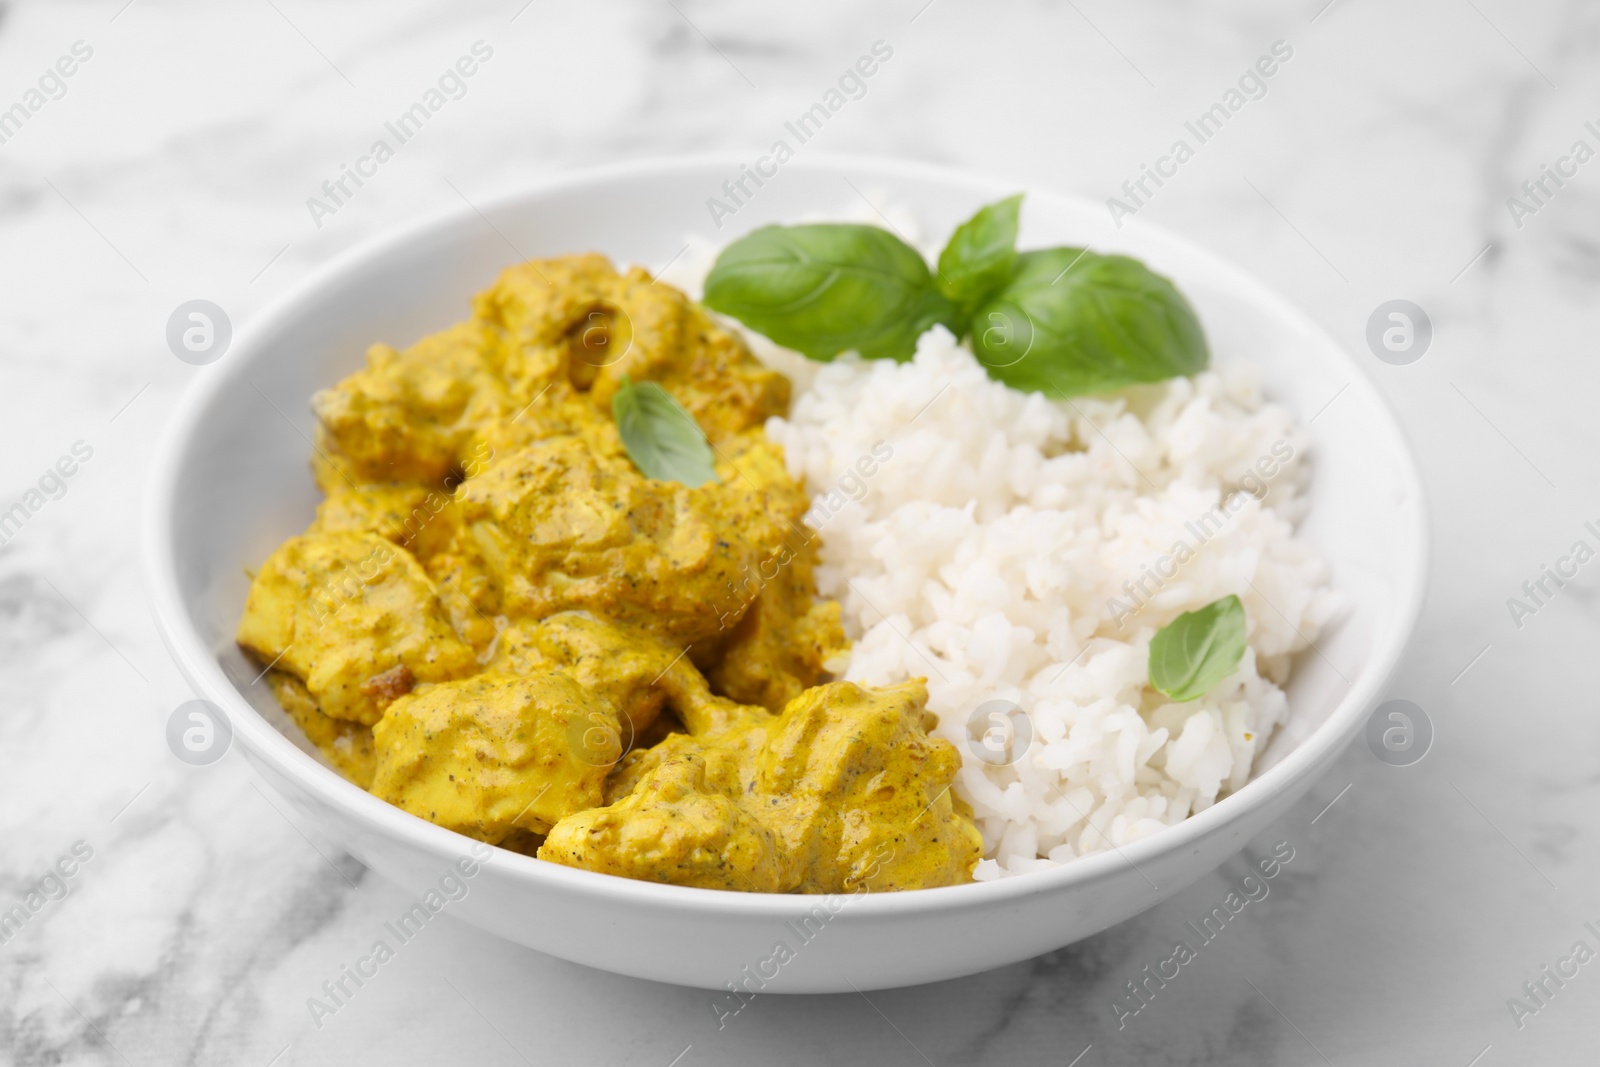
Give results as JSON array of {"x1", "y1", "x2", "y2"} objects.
[
  {"x1": 702, "y1": 195, "x2": 1208, "y2": 397},
  {"x1": 702, "y1": 223, "x2": 956, "y2": 362},
  {"x1": 972, "y1": 248, "x2": 1207, "y2": 396},
  {"x1": 1148, "y1": 595, "x2": 1247, "y2": 702},
  {"x1": 611, "y1": 376, "x2": 718, "y2": 488},
  {"x1": 936, "y1": 193, "x2": 1021, "y2": 322}
]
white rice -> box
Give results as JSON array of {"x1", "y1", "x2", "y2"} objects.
[{"x1": 663, "y1": 224, "x2": 1338, "y2": 879}]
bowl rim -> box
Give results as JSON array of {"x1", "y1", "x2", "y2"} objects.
[{"x1": 143, "y1": 152, "x2": 1430, "y2": 918}]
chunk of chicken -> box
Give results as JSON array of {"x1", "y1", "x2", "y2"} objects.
[
  {"x1": 237, "y1": 531, "x2": 478, "y2": 725},
  {"x1": 370, "y1": 670, "x2": 622, "y2": 843},
  {"x1": 308, "y1": 481, "x2": 462, "y2": 565},
  {"x1": 538, "y1": 750, "x2": 797, "y2": 892},
  {"x1": 488, "y1": 611, "x2": 746, "y2": 739},
  {"x1": 265, "y1": 670, "x2": 377, "y2": 789},
  {"x1": 600, "y1": 705, "x2": 770, "y2": 805},
  {"x1": 443, "y1": 435, "x2": 800, "y2": 649},
  {"x1": 755, "y1": 680, "x2": 981, "y2": 893},
  {"x1": 307, "y1": 481, "x2": 500, "y2": 650},
  {"x1": 312, "y1": 321, "x2": 509, "y2": 484},
  {"x1": 473, "y1": 253, "x2": 790, "y2": 443},
  {"x1": 540, "y1": 680, "x2": 982, "y2": 892},
  {"x1": 680, "y1": 434, "x2": 848, "y2": 710},
  {"x1": 706, "y1": 550, "x2": 847, "y2": 713}
]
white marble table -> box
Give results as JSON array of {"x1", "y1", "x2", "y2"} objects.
[{"x1": 3, "y1": 0, "x2": 1596, "y2": 1063}]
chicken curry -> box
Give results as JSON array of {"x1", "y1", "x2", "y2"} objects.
[{"x1": 238, "y1": 254, "x2": 982, "y2": 893}]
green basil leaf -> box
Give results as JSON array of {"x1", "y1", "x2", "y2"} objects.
[
  {"x1": 702, "y1": 223, "x2": 956, "y2": 362},
  {"x1": 611, "y1": 376, "x2": 718, "y2": 488},
  {"x1": 971, "y1": 248, "x2": 1208, "y2": 397},
  {"x1": 1148, "y1": 595, "x2": 1247, "y2": 702},
  {"x1": 936, "y1": 193, "x2": 1022, "y2": 325}
]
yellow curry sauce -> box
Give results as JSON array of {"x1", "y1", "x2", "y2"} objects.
[{"x1": 237, "y1": 254, "x2": 983, "y2": 893}]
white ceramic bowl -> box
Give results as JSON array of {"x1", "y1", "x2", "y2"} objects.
[{"x1": 144, "y1": 155, "x2": 1427, "y2": 992}]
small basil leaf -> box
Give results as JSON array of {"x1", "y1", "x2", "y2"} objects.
[
  {"x1": 611, "y1": 376, "x2": 718, "y2": 488},
  {"x1": 1148, "y1": 595, "x2": 1247, "y2": 702},
  {"x1": 702, "y1": 223, "x2": 956, "y2": 363},
  {"x1": 972, "y1": 248, "x2": 1208, "y2": 397},
  {"x1": 936, "y1": 193, "x2": 1022, "y2": 325}
]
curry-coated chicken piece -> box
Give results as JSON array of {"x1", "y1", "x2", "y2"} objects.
[
  {"x1": 600, "y1": 701, "x2": 771, "y2": 805},
  {"x1": 265, "y1": 670, "x2": 377, "y2": 789},
  {"x1": 540, "y1": 680, "x2": 982, "y2": 892},
  {"x1": 755, "y1": 680, "x2": 982, "y2": 892},
  {"x1": 237, "y1": 531, "x2": 478, "y2": 726},
  {"x1": 473, "y1": 254, "x2": 791, "y2": 444},
  {"x1": 312, "y1": 320, "x2": 510, "y2": 485},
  {"x1": 370, "y1": 670, "x2": 623, "y2": 843},
  {"x1": 488, "y1": 611, "x2": 746, "y2": 739},
  {"x1": 539, "y1": 749, "x2": 798, "y2": 892},
  {"x1": 307, "y1": 461, "x2": 501, "y2": 649},
  {"x1": 308, "y1": 480, "x2": 463, "y2": 565},
  {"x1": 443, "y1": 435, "x2": 800, "y2": 650},
  {"x1": 705, "y1": 548, "x2": 848, "y2": 712},
  {"x1": 677, "y1": 431, "x2": 846, "y2": 709}
]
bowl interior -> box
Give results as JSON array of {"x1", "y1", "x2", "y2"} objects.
[{"x1": 160, "y1": 156, "x2": 1422, "y2": 857}]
